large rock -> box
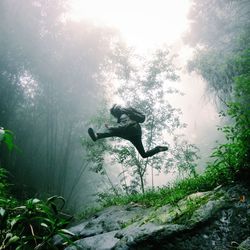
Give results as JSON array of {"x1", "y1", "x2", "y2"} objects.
[
  {"x1": 59, "y1": 184, "x2": 250, "y2": 250},
  {"x1": 65, "y1": 231, "x2": 120, "y2": 250}
]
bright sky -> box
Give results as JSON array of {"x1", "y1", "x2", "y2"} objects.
[{"x1": 69, "y1": 0, "x2": 191, "y2": 50}]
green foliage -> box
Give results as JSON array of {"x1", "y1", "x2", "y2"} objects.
[
  {"x1": 208, "y1": 46, "x2": 250, "y2": 180},
  {"x1": 166, "y1": 135, "x2": 200, "y2": 177},
  {"x1": 185, "y1": 3, "x2": 250, "y2": 191},
  {"x1": 97, "y1": 170, "x2": 215, "y2": 209},
  {"x1": 2, "y1": 130, "x2": 15, "y2": 152},
  {"x1": 0, "y1": 128, "x2": 74, "y2": 249},
  {"x1": 0, "y1": 128, "x2": 15, "y2": 152},
  {"x1": 0, "y1": 195, "x2": 73, "y2": 250},
  {"x1": 211, "y1": 127, "x2": 248, "y2": 179},
  {"x1": 95, "y1": 158, "x2": 227, "y2": 209},
  {"x1": 185, "y1": 0, "x2": 250, "y2": 102},
  {"x1": 0, "y1": 168, "x2": 9, "y2": 199}
]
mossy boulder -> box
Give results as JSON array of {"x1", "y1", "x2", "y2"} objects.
[{"x1": 60, "y1": 184, "x2": 250, "y2": 250}]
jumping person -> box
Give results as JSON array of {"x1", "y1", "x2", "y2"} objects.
[{"x1": 88, "y1": 104, "x2": 168, "y2": 158}]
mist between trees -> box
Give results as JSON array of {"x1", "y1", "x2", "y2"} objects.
[{"x1": 0, "y1": 0, "x2": 249, "y2": 212}]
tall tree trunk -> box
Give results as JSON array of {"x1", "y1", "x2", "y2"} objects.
[
  {"x1": 139, "y1": 171, "x2": 145, "y2": 194},
  {"x1": 151, "y1": 166, "x2": 154, "y2": 189},
  {"x1": 121, "y1": 164, "x2": 129, "y2": 194}
]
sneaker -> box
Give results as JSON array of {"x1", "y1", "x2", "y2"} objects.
[
  {"x1": 158, "y1": 146, "x2": 168, "y2": 152},
  {"x1": 88, "y1": 128, "x2": 97, "y2": 141}
]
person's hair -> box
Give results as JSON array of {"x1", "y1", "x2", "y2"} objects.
[{"x1": 110, "y1": 104, "x2": 122, "y2": 118}]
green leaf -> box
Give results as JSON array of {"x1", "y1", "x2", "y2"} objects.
[
  {"x1": 10, "y1": 215, "x2": 25, "y2": 228},
  {"x1": 0, "y1": 207, "x2": 5, "y2": 216},
  {"x1": 40, "y1": 222, "x2": 49, "y2": 228},
  {"x1": 6, "y1": 235, "x2": 20, "y2": 245},
  {"x1": 58, "y1": 229, "x2": 75, "y2": 236},
  {"x1": 32, "y1": 198, "x2": 41, "y2": 204},
  {"x1": 3, "y1": 131, "x2": 15, "y2": 151}
]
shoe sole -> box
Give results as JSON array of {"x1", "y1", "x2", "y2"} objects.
[{"x1": 88, "y1": 128, "x2": 97, "y2": 141}]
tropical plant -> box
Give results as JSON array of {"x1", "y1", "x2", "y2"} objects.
[
  {"x1": 185, "y1": 0, "x2": 250, "y2": 184},
  {"x1": 0, "y1": 196, "x2": 74, "y2": 250},
  {"x1": 0, "y1": 128, "x2": 74, "y2": 249},
  {"x1": 209, "y1": 53, "x2": 250, "y2": 181}
]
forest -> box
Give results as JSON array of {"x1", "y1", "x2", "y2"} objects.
[{"x1": 0, "y1": 0, "x2": 249, "y2": 249}]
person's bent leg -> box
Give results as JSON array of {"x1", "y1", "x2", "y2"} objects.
[
  {"x1": 130, "y1": 137, "x2": 162, "y2": 158},
  {"x1": 130, "y1": 137, "x2": 168, "y2": 158},
  {"x1": 129, "y1": 138, "x2": 147, "y2": 158}
]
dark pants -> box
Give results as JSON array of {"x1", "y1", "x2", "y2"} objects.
[{"x1": 96, "y1": 123, "x2": 162, "y2": 158}]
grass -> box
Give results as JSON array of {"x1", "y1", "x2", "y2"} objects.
[
  {"x1": 76, "y1": 156, "x2": 249, "y2": 222},
  {"x1": 76, "y1": 205, "x2": 104, "y2": 220},
  {"x1": 76, "y1": 163, "x2": 233, "y2": 222},
  {"x1": 97, "y1": 160, "x2": 244, "y2": 210},
  {"x1": 100, "y1": 173, "x2": 219, "y2": 208}
]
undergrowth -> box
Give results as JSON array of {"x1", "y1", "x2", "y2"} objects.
[
  {"x1": 0, "y1": 171, "x2": 75, "y2": 250},
  {"x1": 99, "y1": 166, "x2": 231, "y2": 209},
  {"x1": 0, "y1": 129, "x2": 74, "y2": 249}
]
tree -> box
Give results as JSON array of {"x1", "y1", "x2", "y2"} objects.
[
  {"x1": 187, "y1": 33, "x2": 250, "y2": 103},
  {"x1": 184, "y1": 0, "x2": 250, "y2": 102},
  {"x1": 184, "y1": 0, "x2": 250, "y2": 183},
  {"x1": 167, "y1": 135, "x2": 200, "y2": 178},
  {"x1": 184, "y1": 0, "x2": 250, "y2": 49},
  {"x1": 0, "y1": 0, "x2": 124, "y2": 209},
  {"x1": 83, "y1": 47, "x2": 200, "y2": 193},
  {"x1": 208, "y1": 48, "x2": 250, "y2": 183}
]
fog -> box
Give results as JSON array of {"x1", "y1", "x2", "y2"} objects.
[{"x1": 1, "y1": 0, "x2": 247, "y2": 212}]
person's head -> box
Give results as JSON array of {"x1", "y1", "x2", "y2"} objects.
[{"x1": 110, "y1": 104, "x2": 122, "y2": 118}]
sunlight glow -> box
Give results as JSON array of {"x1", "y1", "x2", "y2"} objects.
[{"x1": 69, "y1": 0, "x2": 190, "y2": 50}]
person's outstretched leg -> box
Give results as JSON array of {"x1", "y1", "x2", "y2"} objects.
[
  {"x1": 130, "y1": 137, "x2": 168, "y2": 158},
  {"x1": 88, "y1": 127, "x2": 124, "y2": 141}
]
